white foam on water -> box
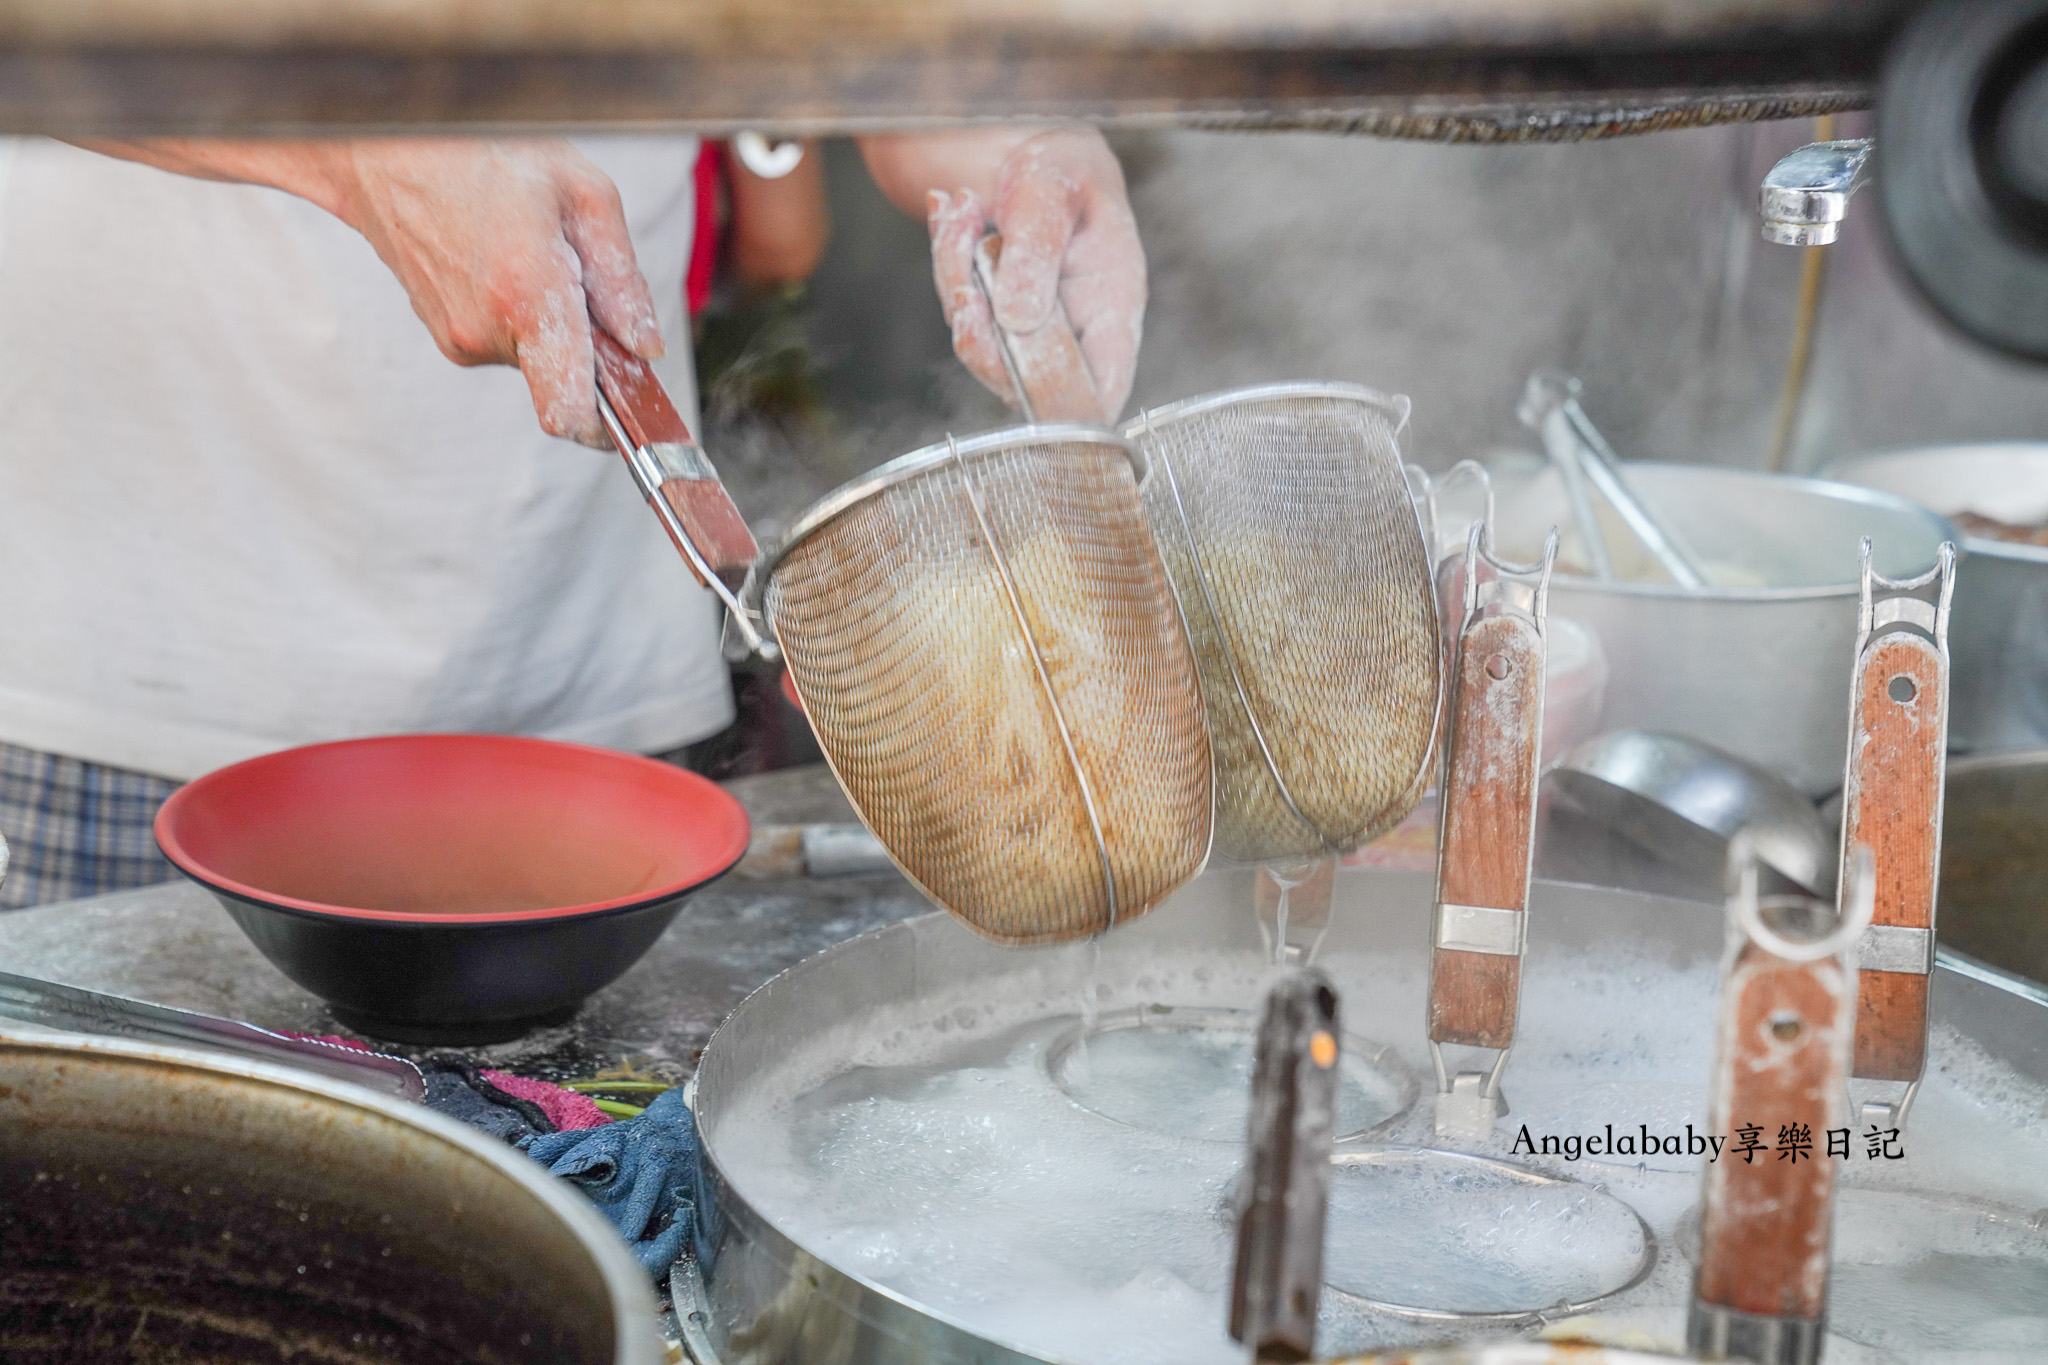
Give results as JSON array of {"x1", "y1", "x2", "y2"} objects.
[
  {"x1": 730, "y1": 1015, "x2": 1248, "y2": 1365},
  {"x1": 710, "y1": 934, "x2": 2048, "y2": 1364},
  {"x1": 1827, "y1": 1189, "x2": 2048, "y2": 1356}
]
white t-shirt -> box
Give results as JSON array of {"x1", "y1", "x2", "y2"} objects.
[{"x1": 0, "y1": 135, "x2": 733, "y2": 780}]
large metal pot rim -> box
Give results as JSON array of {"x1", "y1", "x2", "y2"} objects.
[
  {"x1": 691, "y1": 896, "x2": 2048, "y2": 1140},
  {"x1": 0, "y1": 1025, "x2": 666, "y2": 1365},
  {"x1": 1531, "y1": 462, "x2": 1962, "y2": 601},
  {"x1": 1823, "y1": 443, "x2": 2048, "y2": 567},
  {"x1": 691, "y1": 890, "x2": 2048, "y2": 1364}
]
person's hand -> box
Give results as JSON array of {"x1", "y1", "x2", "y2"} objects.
[
  {"x1": 322, "y1": 139, "x2": 662, "y2": 446},
  {"x1": 930, "y1": 130, "x2": 1145, "y2": 422},
  {"x1": 861, "y1": 127, "x2": 1146, "y2": 423},
  {"x1": 76, "y1": 136, "x2": 662, "y2": 445}
]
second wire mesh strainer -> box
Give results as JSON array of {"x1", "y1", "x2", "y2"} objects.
[
  {"x1": 1125, "y1": 383, "x2": 1442, "y2": 866},
  {"x1": 750, "y1": 424, "x2": 1213, "y2": 946}
]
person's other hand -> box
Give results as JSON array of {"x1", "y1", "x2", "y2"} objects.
[
  {"x1": 862, "y1": 128, "x2": 1145, "y2": 423},
  {"x1": 329, "y1": 139, "x2": 662, "y2": 446}
]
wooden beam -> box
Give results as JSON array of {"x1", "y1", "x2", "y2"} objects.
[{"x1": 0, "y1": 0, "x2": 1911, "y2": 133}]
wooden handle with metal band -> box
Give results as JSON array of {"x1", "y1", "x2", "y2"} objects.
[
  {"x1": 1689, "y1": 937, "x2": 1854, "y2": 1363},
  {"x1": 1429, "y1": 607, "x2": 1545, "y2": 1050},
  {"x1": 592, "y1": 323, "x2": 759, "y2": 586},
  {"x1": 1842, "y1": 560, "x2": 1951, "y2": 1084}
]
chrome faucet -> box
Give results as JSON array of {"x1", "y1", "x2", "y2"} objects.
[{"x1": 1760, "y1": 138, "x2": 1873, "y2": 245}]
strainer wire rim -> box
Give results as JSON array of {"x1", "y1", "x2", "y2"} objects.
[
  {"x1": 746, "y1": 422, "x2": 1141, "y2": 615},
  {"x1": 1119, "y1": 380, "x2": 1412, "y2": 448},
  {"x1": 1319, "y1": 1144, "x2": 1662, "y2": 1322}
]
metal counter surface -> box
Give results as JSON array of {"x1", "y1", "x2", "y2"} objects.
[{"x1": 0, "y1": 764, "x2": 931, "y2": 1082}]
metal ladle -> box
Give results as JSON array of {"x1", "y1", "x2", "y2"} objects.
[
  {"x1": 0, "y1": 968, "x2": 426, "y2": 1099},
  {"x1": 0, "y1": 830, "x2": 419, "y2": 1100},
  {"x1": 1518, "y1": 369, "x2": 1708, "y2": 589},
  {"x1": 1547, "y1": 729, "x2": 1836, "y2": 897}
]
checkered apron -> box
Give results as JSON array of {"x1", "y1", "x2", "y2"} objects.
[{"x1": 0, "y1": 742, "x2": 181, "y2": 910}]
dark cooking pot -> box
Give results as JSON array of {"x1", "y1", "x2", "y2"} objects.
[
  {"x1": 155, "y1": 734, "x2": 749, "y2": 1044},
  {"x1": 0, "y1": 1032, "x2": 662, "y2": 1365},
  {"x1": 1939, "y1": 749, "x2": 2048, "y2": 988}
]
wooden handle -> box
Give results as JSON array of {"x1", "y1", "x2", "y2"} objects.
[
  {"x1": 1231, "y1": 970, "x2": 1339, "y2": 1364},
  {"x1": 592, "y1": 324, "x2": 690, "y2": 446},
  {"x1": 592, "y1": 324, "x2": 759, "y2": 581},
  {"x1": 1430, "y1": 610, "x2": 1544, "y2": 1050},
  {"x1": 1693, "y1": 942, "x2": 1853, "y2": 1322},
  {"x1": 1843, "y1": 633, "x2": 1945, "y2": 1082},
  {"x1": 975, "y1": 231, "x2": 1104, "y2": 424}
]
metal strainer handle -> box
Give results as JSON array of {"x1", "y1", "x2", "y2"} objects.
[{"x1": 972, "y1": 231, "x2": 1105, "y2": 424}]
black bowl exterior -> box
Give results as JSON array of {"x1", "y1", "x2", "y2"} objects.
[{"x1": 205, "y1": 889, "x2": 690, "y2": 1042}]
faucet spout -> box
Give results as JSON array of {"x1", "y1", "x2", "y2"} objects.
[{"x1": 1761, "y1": 138, "x2": 1873, "y2": 245}]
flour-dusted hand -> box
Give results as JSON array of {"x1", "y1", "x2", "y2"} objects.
[
  {"x1": 862, "y1": 127, "x2": 1147, "y2": 424},
  {"x1": 329, "y1": 140, "x2": 663, "y2": 446}
]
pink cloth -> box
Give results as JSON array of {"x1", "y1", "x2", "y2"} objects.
[
  {"x1": 301, "y1": 1033, "x2": 612, "y2": 1132},
  {"x1": 483, "y1": 1069, "x2": 612, "y2": 1132}
]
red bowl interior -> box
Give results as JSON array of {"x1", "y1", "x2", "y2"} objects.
[{"x1": 155, "y1": 735, "x2": 750, "y2": 923}]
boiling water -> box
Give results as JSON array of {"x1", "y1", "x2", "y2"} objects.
[
  {"x1": 713, "y1": 938, "x2": 2048, "y2": 1364},
  {"x1": 1828, "y1": 1189, "x2": 2048, "y2": 1355}
]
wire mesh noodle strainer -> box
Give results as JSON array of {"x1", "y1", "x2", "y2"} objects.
[
  {"x1": 1124, "y1": 384, "x2": 1442, "y2": 866},
  {"x1": 750, "y1": 424, "x2": 1213, "y2": 945}
]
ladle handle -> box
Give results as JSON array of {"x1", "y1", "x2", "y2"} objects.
[
  {"x1": 1690, "y1": 939, "x2": 1853, "y2": 1359},
  {"x1": 0, "y1": 968, "x2": 426, "y2": 1101},
  {"x1": 1429, "y1": 551, "x2": 1547, "y2": 1052},
  {"x1": 1230, "y1": 970, "x2": 1339, "y2": 1365},
  {"x1": 972, "y1": 232, "x2": 1106, "y2": 424},
  {"x1": 593, "y1": 323, "x2": 759, "y2": 588},
  {"x1": 1841, "y1": 545, "x2": 1953, "y2": 1084}
]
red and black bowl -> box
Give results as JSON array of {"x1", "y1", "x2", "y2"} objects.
[{"x1": 155, "y1": 734, "x2": 749, "y2": 1045}]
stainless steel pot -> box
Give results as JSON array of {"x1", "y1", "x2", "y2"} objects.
[
  {"x1": 1824, "y1": 445, "x2": 2048, "y2": 753},
  {"x1": 1483, "y1": 462, "x2": 1956, "y2": 795},
  {"x1": 687, "y1": 866, "x2": 2048, "y2": 1365},
  {"x1": 0, "y1": 1031, "x2": 664, "y2": 1365}
]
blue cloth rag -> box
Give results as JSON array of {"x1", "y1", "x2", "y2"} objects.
[{"x1": 521, "y1": 1087, "x2": 702, "y2": 1278}]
